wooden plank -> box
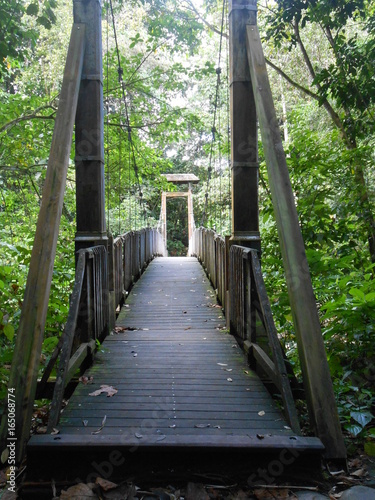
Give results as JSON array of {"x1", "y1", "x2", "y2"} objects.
[
  {"x1": 0, "y1": 23, "x2": 86, "y2": 462},
  {"x1": 58, "y1": 420, "x2": 291, "y2": 433},
  {"x1": 66, "y1": 339, "x2": 96, "y2": 383},
  {"x1": 162, "y1": 174, "x2": 199, "y2": 184},
  {"x1": 165, "y1": 192, "x2": 189, "y2": 198},
  {"x1": 28, "y1": 433, "x2": 324, "y2": 451},
  {"x1": 246, "y1": 25, "x2": 346, "y2": 460},
  {"x1": 250, "y1": 343, "x2": 278, "y2": 388},
  {"x1": 65, "y1": 398, "x2": 275, "y2": 409},
  {"x1": 62, "y1": 409, "x2": 284, "y2": 420}
]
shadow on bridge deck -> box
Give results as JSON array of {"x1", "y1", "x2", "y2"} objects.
[{"x1": 27, "y1": 257, "x2": 323, "y2": 484}]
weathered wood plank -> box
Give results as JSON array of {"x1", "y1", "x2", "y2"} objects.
[{"x1": 29, "y1": 433, "x2": 323, "y2": 451}]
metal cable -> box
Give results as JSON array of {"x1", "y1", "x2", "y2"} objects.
[
  {"x1": 201, "y1": 0, "x2": 227, "y2": 227},
  {"x1": 109, "y1": 0, "x2": 147, "y2": 225}
]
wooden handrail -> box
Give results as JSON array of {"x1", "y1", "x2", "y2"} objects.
[
  {"x1": 47, "y1": 248, "x2": 102, "y2": 431},
  {"x1": 190, "y1": 227, "x2": 300, "y2": 432},
  {"x1": 45, "y1": 228, "x2": 166, "y2": 431},
  {"x1": 243, "y1": 247, "x2": 300, "y2": 433}
]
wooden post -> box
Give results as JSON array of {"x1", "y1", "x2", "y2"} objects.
[
  {"x1": 161, "y1": 192, "x2": 167, "y2": 247},
  {"x1": 74, "y1": 0, "x2": 107, "y2": 253},
  {"x1": 187, "y1": 188, "x2": 193, "y2": 242},
  {"x1": 229, "y1": 0, "x2": 260, "y2": 251},
  {"x1": 246, "y1": 24, "x2": 346, "y2": 459},
  {"x1": 107, "y1": 234, "x2": 116, "y2": 332},
  {"x1": 0, "y1": 24, "x2": 85, "y2": 462}
]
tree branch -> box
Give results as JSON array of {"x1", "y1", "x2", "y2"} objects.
[
  {"x1": 0, "y1": 105, "x2": 57, "y2": 133},
  {"x1": 108, "y1": 119, "x2": 167, "y2": 130},
  {"x1": 293, "y1": 20, "x2": 354, "y2": 148},
  {"x1": 183, "y1": 0, "x2": 228, "y2": 39},
  {"x1": 265, "y1": 58, "x2": 320, "y2": 101}
]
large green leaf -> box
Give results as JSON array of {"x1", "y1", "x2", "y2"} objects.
[{"x1": 350, "y1": 411, "x2": 374, "y2": 428}]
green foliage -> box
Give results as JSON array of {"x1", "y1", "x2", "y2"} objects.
[
  {"x1": 259, "y1": 104, "x2": 375, "y2": 446},
  {"x1": 0, "y1": 0, "x2": 57, "y2": 77}
]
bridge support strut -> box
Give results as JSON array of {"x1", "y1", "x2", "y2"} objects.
[{"x1": 74, "y1": 0, "x2": 107, "y2": 253}]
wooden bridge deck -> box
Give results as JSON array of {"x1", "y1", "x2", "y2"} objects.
[{"x1": 28, "y1": 257, "x2": 323, "y2": 479}]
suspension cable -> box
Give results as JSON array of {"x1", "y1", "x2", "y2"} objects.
[
  {"x1": 109, "y1": 0, "x2": 147, "y2": 225},
  {"x1": 118, "y1": 118, "x2": 122, "y2": 234},
  {"x1": 218, "y1": 85, "x2": 222, "y2": 235},
  {"x1": 106, "y1": 2, "x2": 110, "y2": 232},
  {"x1": 201, "y1": 0, "x2": 226, "y2": 227},
  {"x1": 226, "y1": 0, "x2": 231, "y2": 234}
]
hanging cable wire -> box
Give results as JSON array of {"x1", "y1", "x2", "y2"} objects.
[
  {"x1": 218, "y1": 85, "x2": 223, "y2": 235},
  {"x1": 226, "y1": 0, "x2": 231, "y2": 234},
  {"x1": 109, "y1": 0, "x2": 147, "y2": 225},
  {"x1": 118, "y1": 120, "x2": 122, "y2": 234},
  {"x1": 106, "y1": 2, "x2": 110, "y2": 232},
  {"x1": 128, "y1": 143, "x2": 132, "y2": 230},
  {"x1": 201, "y1": 0, "x2": 226, "y2": 227}
]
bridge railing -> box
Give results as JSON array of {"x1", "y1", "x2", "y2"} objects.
[
  {"x1": 111, "y1": 228, "x2": 166, "y2": 308},
  {"x1": 45, "y1": 227, "x2": 166, "y2": 430},
  {"x1": 190, "y1": 227, "x2": 228, "y2": 311},
  {"x1": 190, "y1": 227, "x2": 300, "y2": 432}
]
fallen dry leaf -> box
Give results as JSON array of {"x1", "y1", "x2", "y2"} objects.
[
  {"x1": 254, "y1": 488, "x2": 290, "y2": 499},
  {"x1": 60, "y1": 483, "x2": 97, "y2": 499},
  {"x1": 114, "y1": 326, "x2": 137, "y2": 332},
  {"x1": 89, "y1": 385, "x2": 118, "y2": 397},
  {"x1": 91, "y1": 415, "x2": 107, "y2": 435},
  {"x1": 95, "y1": 477, "x2": 118, "y2": 491},
  {"x1": 350, "y1": 468, "x2": 366, "y2": 477},
  {"x1": 348, "y1": 458, "x2": 362, "y2": 469},
  {"x1": 186, "y1": 482, "x2": 209, "y2": 500},
  {"x1": 258, "y1": 411, "x2": 266, "y2": 416},
  {"x1": 102, "y1": 482, "x2": 137, "y2": 499},
  {"x1": 114, "y1": 326, "x2": 127, "y2": 333},
  {"x1": 0, "y1": 469, "x2": 8, "y2": 486},
  {"x1": 79, "y1": 375, "x2": 94, "y2": 385}
]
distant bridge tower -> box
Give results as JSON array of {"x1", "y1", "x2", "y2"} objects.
[{"x1": 160, "y1": 174, "x2": 199, "y2": 251}]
